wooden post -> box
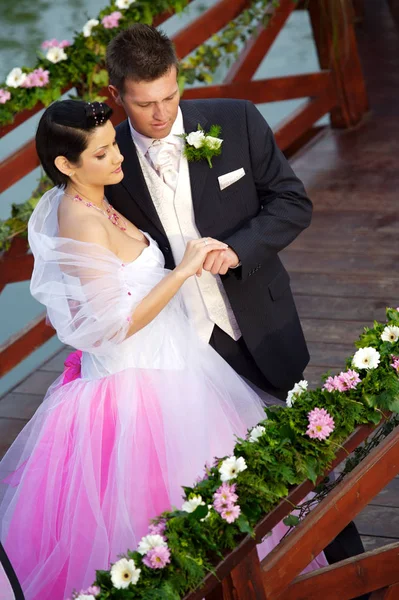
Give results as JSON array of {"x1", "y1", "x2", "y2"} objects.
[
  {"x1": 308, "y1": 0, "x2": 369, "y2": 128},
  {"x1": 206, "y1": 547, "x2": 267, "y2": 600}
]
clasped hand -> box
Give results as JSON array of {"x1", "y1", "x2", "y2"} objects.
[{"x1": 176, "y1": 238, "x2": 240, "y2": 279}]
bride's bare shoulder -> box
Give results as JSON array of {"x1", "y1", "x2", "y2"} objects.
[{"x1": 58, "y1": 194, "x2": 109, "y2": 247}]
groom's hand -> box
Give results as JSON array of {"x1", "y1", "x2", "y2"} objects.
[{"x1": 203, "y1": 247, "x2": 240, "y2": 275}]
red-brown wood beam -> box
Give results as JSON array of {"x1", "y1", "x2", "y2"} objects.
[
  {"x1": 0, "y1": 253, "x2": 34, "y2": 288},
  {"x1": 214, "y1": 547, "x2": 267, "y2": 600},
  {"x1": 274, "y1": 85, "x2": 336, "y2": 151},
  {"x1": 183, "y1": 72, "x2": 333, "y2": 103},
  {"x1": 0, "y1": 139, "x2": 39, "y2": 194},
  {"x1": 261, "y1": 426, "x2": 399, "y2": 599},
  {"x1": 282, "y1": 542, "x2": 399, "y2": 600},
  {"x1": 370, "y1": 582, "x2": 399, "y2": 600},
  {"x1": 224, "y1": 0, "x2": 297, "y2": 84},
  {"x1": 307, "y1": 0, "x2": 368, "y2": 128},
  {"x1": 0, "y1": 313, "x2": 54, "y2": 377},
  {"x1": 172, "y1": 0, "x2": 252, "y2": 59}
]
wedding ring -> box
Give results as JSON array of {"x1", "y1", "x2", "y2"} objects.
[{"x1": 203, "y1": 238, "x2": 208, "y2": 246}]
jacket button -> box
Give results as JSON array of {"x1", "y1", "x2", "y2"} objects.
[{"x1": 164, "y1": 246, "x2": 170, "y2": 253}]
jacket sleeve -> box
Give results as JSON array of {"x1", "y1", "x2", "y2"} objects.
[{"x1": 224, "y1": 101, "x2": 312, "y2": 282}]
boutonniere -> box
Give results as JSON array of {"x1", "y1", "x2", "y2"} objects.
[{"x1": 180, "y1": 124, "x2": 223, "y2": 168}]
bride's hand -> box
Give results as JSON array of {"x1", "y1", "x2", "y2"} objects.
[{"x1": 175, "y1": 238, "x2": 229, "y2": 279}]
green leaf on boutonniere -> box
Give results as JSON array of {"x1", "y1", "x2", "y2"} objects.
[{"x1": 180, "y1": 124, "x2": 223, "y2": 168}]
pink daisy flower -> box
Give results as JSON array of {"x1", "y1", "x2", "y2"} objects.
[
  {"x1": 0, "y1": 88, "x2": 11, "y2": 103},
  {"x1": 142, "y1": 545, "x2": 171, "y2": 569},
  {"x1": 339, "y1": 369, "x2": 361, "y2": 390},
  {"x1": 213, "y1": 482, "x2": 238, "y2": 514},
  {"x1": 102, "y1": 11, "x2": 122, "y2": 28},
  {"x1": 221, "y1": 504, "x2": 241, "y2": 523},
  {"x1": 306, "y1": 407, "x2": 335, "y2": 441},
  {"x1": 391, "y1": 355, "x2": 399, "y2": 372},
  {"x1": 148, "y1": 519, "x2": 167, "y2": 536}
]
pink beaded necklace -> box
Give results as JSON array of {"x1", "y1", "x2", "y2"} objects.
[{"x1": 68, "y1": 192, "x2": 127, "y2": 232}]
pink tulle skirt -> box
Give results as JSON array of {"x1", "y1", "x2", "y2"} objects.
[{"x1": 0, "y1": 352, "x2": 326, "y2": 599}]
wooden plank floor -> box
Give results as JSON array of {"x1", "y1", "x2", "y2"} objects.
[{"x1": 0, "y1": 0, "x2": 398, "y2": 567}]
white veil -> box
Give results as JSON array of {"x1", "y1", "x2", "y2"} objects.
[{"x1": 28, "y1": 187, "x2": 169, "y2": 355}]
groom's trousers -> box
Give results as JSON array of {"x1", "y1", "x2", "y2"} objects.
[{"x1": 209, "y1": 325, "x2": 369, "y2": 598}]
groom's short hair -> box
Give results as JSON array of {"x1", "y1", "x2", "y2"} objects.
[{"x1": 106, "y1": 24, "x2": 179, "y2": 93}]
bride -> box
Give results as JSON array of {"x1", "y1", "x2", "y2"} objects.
[{"x1": 0, "y1": 100, "x2": 324, "y2": 599}]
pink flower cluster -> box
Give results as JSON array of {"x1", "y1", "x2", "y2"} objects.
[
  {"x1": 21, "y1": 68, "x2": 50, "y2": 89},
  {"x1": 323, "y1": 369, "x2": 361, "y2": 392},
  {"x1": 148, "y1": 519, "x2": 167, "y2": 537},
  {"x1": 67, "y1": 585, "x2": 100, "y2": 600},
  {"x1": 102, "y1": 11, "x2": 122, "y2": 28},
  {"x1": 0, "y1": 88, "x2": 11, "y2": 104},
  {"x1": 41, "y1": 38, "x2": 70, "y2": 49},
  {"x1": 391, "y1": 355, "x2": 399, "y2": 372},
  {"x1": 143, "y1": 545, "x2": 171, "y2": 569},
  {"x1": 306, "y1": 407, "x2": 335, "y2": 441},
  {"x1": 213, "y1": 482, "x2": 241, "y2": 523}
]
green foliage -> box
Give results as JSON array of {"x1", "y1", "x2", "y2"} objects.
[{"x1": 72, "y1": 308, "x2": 399, "y2": 600}]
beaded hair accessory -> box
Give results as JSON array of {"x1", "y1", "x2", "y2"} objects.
[{"x1": 88, "y1": 101, "x2": 105, "y2": 127}]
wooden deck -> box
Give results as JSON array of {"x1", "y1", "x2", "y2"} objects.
[{"x1": 0, "y1": 0, "x2": 398, "y2": 563}]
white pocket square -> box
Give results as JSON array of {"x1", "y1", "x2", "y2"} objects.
[{"x1": 218, "y1": 168, "x2": 245, "y2": 191}]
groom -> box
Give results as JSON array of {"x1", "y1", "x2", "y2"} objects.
[
  {"x1": 104, "y1": 24, "x2": 368, "y2": 585},
  {"x1": 105, "y1": 23, "x2": 312, "y2": 403}
]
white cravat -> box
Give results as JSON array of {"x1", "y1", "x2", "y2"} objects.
[{"x1": 146, "y1": 139, "x2": 180, "y2": 192}]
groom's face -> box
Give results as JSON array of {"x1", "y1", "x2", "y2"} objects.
[{"x1": 111, "y1": 66, "x2": 180, "y2": 139}]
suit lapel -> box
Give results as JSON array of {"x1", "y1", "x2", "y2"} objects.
[
  {"x1": 180, "y1": 101, "x2": 211, "y2": 218},
  {"x1": 116, "y1": 120, "x2": 165, "y2": 235}
]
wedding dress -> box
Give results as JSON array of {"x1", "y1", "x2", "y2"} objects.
[{"x1": 0, "y1": 188, "x2": 325, "y2": 599}]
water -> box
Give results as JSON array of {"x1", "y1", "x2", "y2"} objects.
[{"x1": 0, "y1": 0, "x2": 323, "y2": 396}]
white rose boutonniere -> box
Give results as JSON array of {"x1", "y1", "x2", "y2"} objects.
[{"x1": 181, "y1": 124, "x2": 223, "y2": 168}]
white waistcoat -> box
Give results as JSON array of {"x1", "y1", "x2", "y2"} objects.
[{"x1": 136, "y1": 146, "x2": 241, "y2": 343}]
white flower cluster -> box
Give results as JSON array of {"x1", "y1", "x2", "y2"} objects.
[
  {"x1": 219, "y1": 455, "x2": 247, "y2": 482},
  {"x1": 286, "y1": 380, "x2": 308, "y2": 408},
  {"x1": 185, "y1": 130, "x2": 223, "y2": 151},
  {"x1": 381, "y1": 325, "x2": 399, "y2": 344},
  {"x1": 248, "y1": 425, "x2": 266, "y2": 443},
  {"x1": 352, "y1": 347, "x2": 380, "y2": 370},
  {"x1": 110, "y1": 557, "x2": 141, "y2": 589}
]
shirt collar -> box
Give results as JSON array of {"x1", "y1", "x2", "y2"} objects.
[{"x1": 129, "y1": 106, "x2": 184, "y2": 155}]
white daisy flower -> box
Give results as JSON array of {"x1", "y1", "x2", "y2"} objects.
[
  {"x1": 352, "y1": 347, "x2": 381, "y2": 370},
  {"x1": 116, "y1": 0, "x2": 136, "y2": 8},
  {"x1": 110, "y1": 557, "x2": 141, "y2": 589},
  {"x1": 381, "y1": 325, "x2": 399, "y2": 344},
  {"x1": 82, "y1": 18, "x2": 100, "y2": 37},
  {"x1": 219, "y1": 456, "x2": 247, "y2": 482},
  {"x1": 46, "y1": 46, "x2": 68, "y2": 63},
  {"x1": 76, "y1": 596, "x2": 96, "y2": 600},
  {"x1": 286, "y1": 380, "x2": 308, "y2": 407},
  {"x1": 5, "y1": 67, "x2": 27, "y2": 88},
  {"x1": 186, "y1": 130, "x2": 205, "y2": 148},
  {"x1": 137, "y1": 534, "x2": 167, "y2": 555},
  {"x1": 248, "y1": 425, "x2": 266, "y2": 443},
  {"x1": 182, "y1": 495, "x2": 205, "y2": 513}
]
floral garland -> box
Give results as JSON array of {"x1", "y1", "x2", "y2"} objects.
[
  {"x1": 67, "y1": 308, "x2": 399, "y2": 600},
  {"x1": 0, "y1": 0, "x2": 277, "y2": 126},
  {"x1": 0, "y1": 0, "x2": 278, "y2": 253}
]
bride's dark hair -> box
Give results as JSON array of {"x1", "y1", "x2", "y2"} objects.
[{"x1": 36, "y1": 99, "x2": 113, "y2": 188}]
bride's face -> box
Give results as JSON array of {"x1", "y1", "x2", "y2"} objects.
[{"x1": 63, "y1": 120, "x2": 124, "y2": 187}]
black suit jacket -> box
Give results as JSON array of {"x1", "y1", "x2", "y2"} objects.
[{"x1": 106, "y1": 99, "x2": 312, "y2": 390}]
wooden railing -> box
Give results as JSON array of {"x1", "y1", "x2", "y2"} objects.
[
  {"x1": 0, "y1": 0, "x2": 368, "y2": 377},
  {"x1": 183, "y1": 416, "x2": 399, "y2": 600}
]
